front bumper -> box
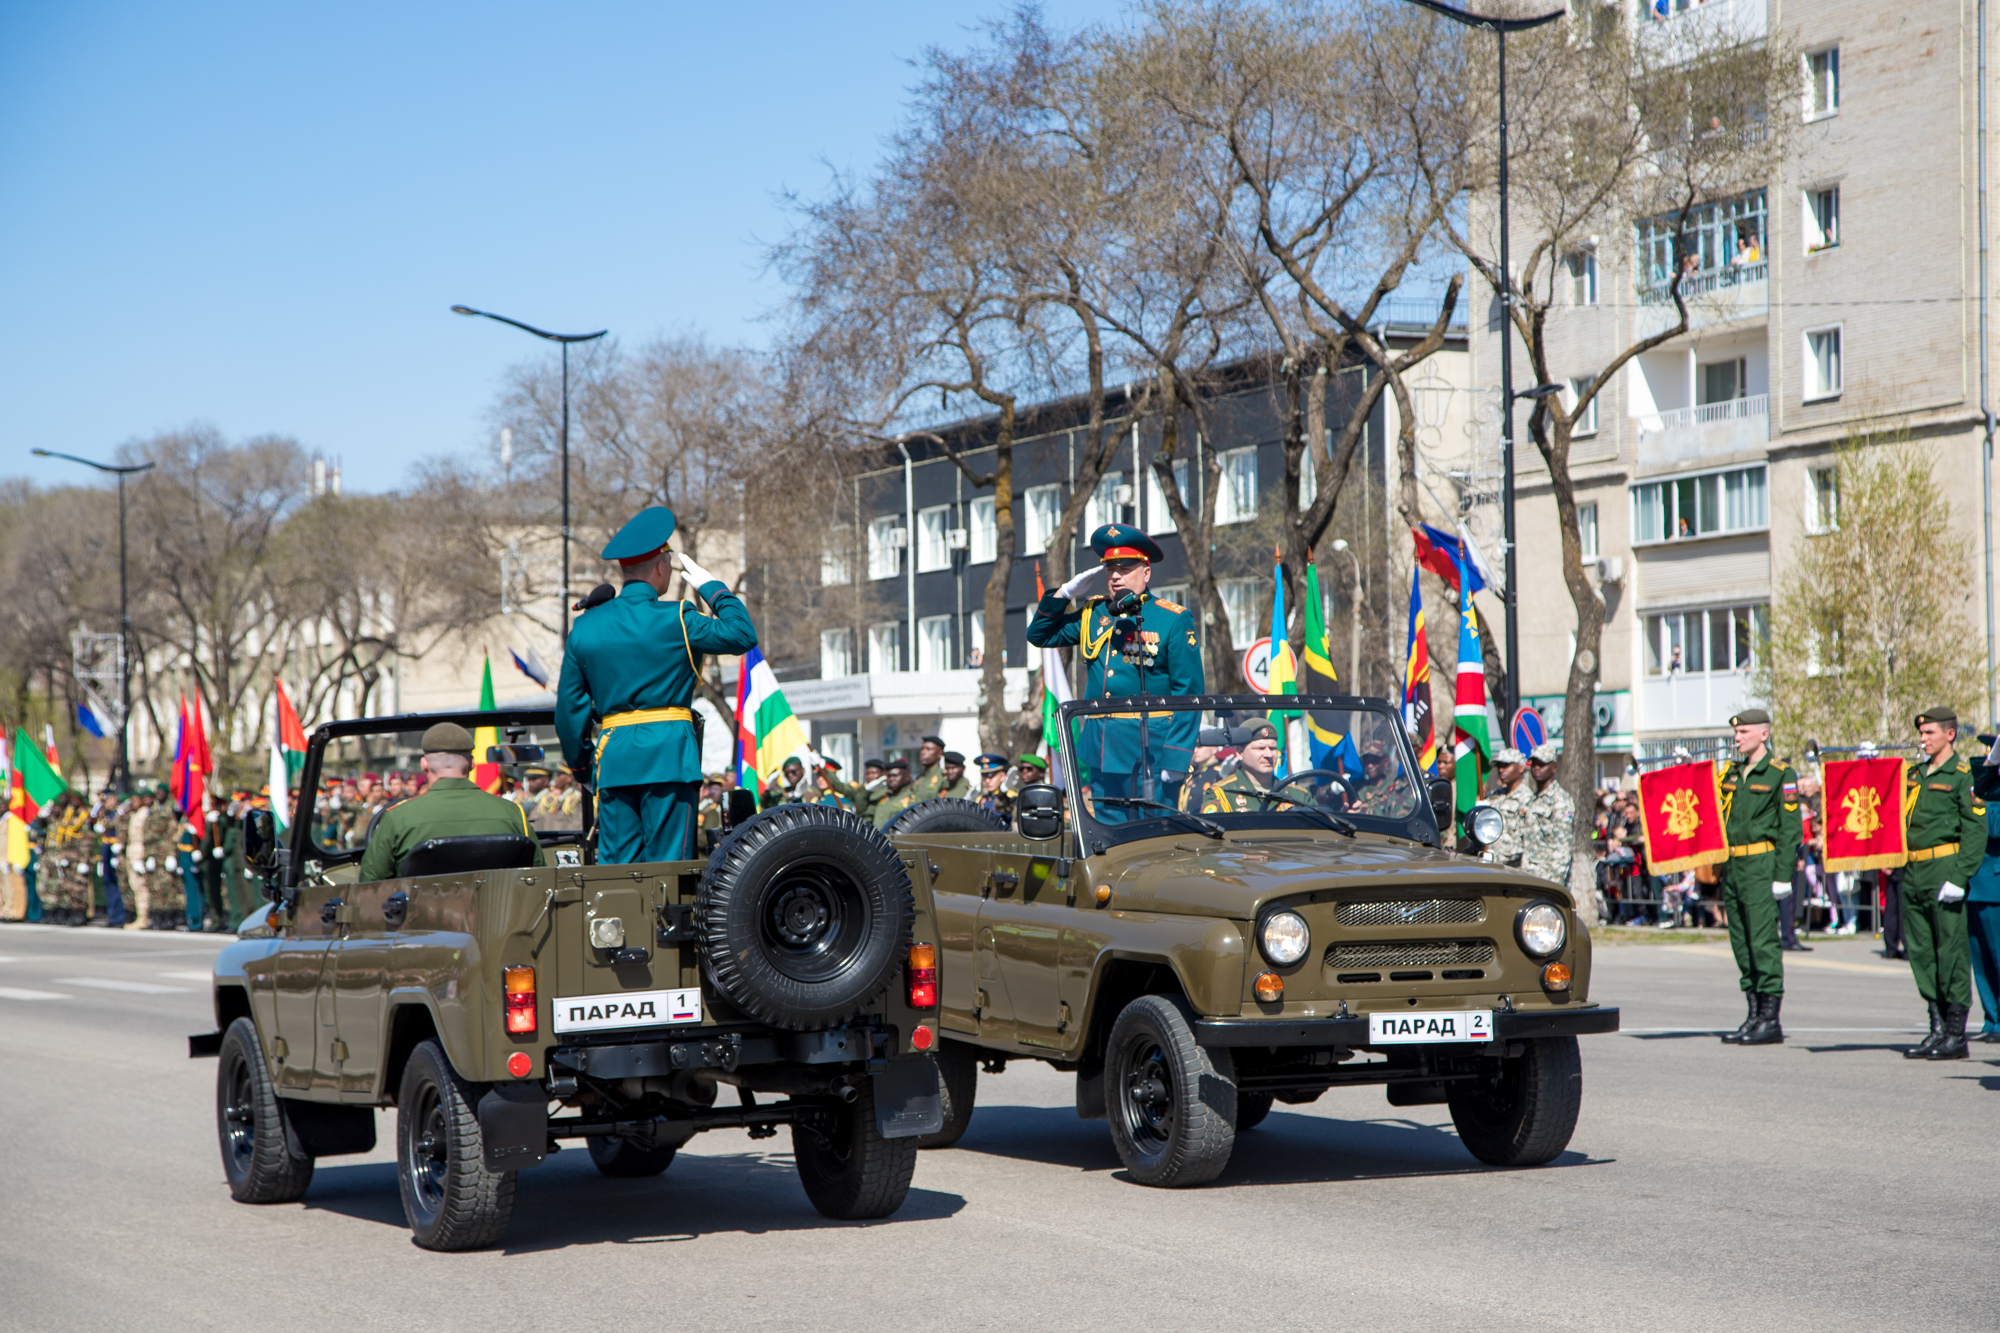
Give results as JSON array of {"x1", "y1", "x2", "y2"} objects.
[{"x1": 1192, "y1": 1005, "x2": 1619, "y2": 1050}]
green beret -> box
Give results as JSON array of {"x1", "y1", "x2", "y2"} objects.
[
  {"x1": 1730, "y1": 708, "x2": 1771, "y2": 727},
  {"x1": 420, "y1": 721, "x2": 475, "y2": 753},
  {"x1": 600, "y1": 506, "x2": 677, "y2": 562},
  {"x1": 1916, "y1": 706, "x2": 1959, "y2": 727},
  {"x1": 1017, "y1": 754, "x2": 1048, "y2": 769}
]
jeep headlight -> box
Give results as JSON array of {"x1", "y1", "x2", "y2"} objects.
[
  {"x1": 1469, "y1": 803, "x2": 1505, "y2": 847},
  {"x1": 1259, "y1": 910, "x2": 1311, "y2": 967},
  {"x1": 1516, "y1": 902, "x2": 1566, "y2": 958}
]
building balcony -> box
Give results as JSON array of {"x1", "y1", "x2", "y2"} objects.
[
  {"x1": 1637, "y1": 668, "x2": 1758, "y2": 738},
  {"x1": 1636, "y1": 393, "x2": 1768, "y2": 467},
  {"x1": 783, "y1": 668, "x2": 1031, "y2": 722},
  {"x1": 1635, "y1": 263, "x2": 1767, "y2": 339},
  {"x1": 1637, "y1": 0, "x2": 1767, "y2": 55}
]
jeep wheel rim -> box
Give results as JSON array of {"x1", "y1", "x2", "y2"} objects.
[
  {"x1": 757, "y1": 858, "x2": 867, "y2": 984},
  {"x1": 409, "y1": 1086, "x2": 448, "y2": 1213},
  {"x1": 222, "y1": 1056, "x2": 256, "y2": 1169},
  {"x1": 1120, "y1": 1038, "x2": 1175, "y2": 1154}
]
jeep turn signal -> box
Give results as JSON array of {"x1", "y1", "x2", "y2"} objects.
[
  {"x1": 907, "y1": 943, "x2": 938, "y2": 1009},
  {"x1": 1541, "y1": 962, "x2": 1572, "y2": 992},
  {"x1": 506, "y1": 1051, "x2": 532, "y2": 1078},
  {"x1": 504, "y1": 965, "x2": 537, "y2": 1035},
  {"x1": 1254, "y1": 971, "x2": 1284, "y2": 1002}
]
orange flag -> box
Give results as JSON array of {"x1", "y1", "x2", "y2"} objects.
[
  {"x1": 1637, "y1": 761, "x2": 1728, "y2": 875},
  {"x1": 1821, "y1": 756, "x2": 1909, "y2": 872}
]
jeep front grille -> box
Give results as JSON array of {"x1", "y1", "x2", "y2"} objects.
[
  {"x1": 1335, "y1": 898, "x2": 1485, "y2": 927},
  {"x1": 1324, "y1": 940, "x2": 1496, "y2": 971}
]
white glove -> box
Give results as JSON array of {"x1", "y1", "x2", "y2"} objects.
[
  {"x1": 1939, "y1": 882, "x2": 1967, "y2": 904},
  {"x1": 671, "y1": 550, "x2": 718, "y2": 591},
  {"x1": 1771, "y1": 880, "x2": 1792, "y2": 900},
  {"x1": 1058, "y1": 565, "x2": 1103, "y2": 599}
]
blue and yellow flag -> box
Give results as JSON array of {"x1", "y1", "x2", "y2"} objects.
[{"x1": 1301, "y1": 556, "x2": 1358, "y2": 773}]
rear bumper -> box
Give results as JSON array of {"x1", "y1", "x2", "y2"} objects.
[{"x1": 1192, "y1": 1005, "x2": 1620, "y2": 1050}]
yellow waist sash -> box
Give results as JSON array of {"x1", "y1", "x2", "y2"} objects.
[{"x1": 595, "y1": 707, "x2": 695, "y2": 766}]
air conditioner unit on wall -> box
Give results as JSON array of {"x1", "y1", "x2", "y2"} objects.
[
  {"x1": 886, "y1": 527, "x2": 908, "y2": 548},
  {"x1": 946, "y1": 528, "x2": 968, "y2": 550},
  {"x1": 1595, "y1": 556, "x2": 1625, "y2": 584}
]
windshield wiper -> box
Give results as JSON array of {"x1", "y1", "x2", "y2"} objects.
[
  {"x1": 1097, "y1": 796, "x2": 1227, "y2": 840},
  {"x1": 1234, "y1": 790, "x2": 1358, "y2": 836}
]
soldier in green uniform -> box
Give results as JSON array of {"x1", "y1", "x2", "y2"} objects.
[
  {"x1": 1027, "y1": 524, "x2": 1205, "y2": 810},
  {"x1": 939, "y1": 751, "x2": 971, "y2": 799},
  {"x1": 556, "y1": 507, "x2": 759, "y2": 863},
  {"x1": 1716, "y1": 708, "x2": 1803, "y2": 1047},
  {"x1": 358, "y1": 723, "x2": 548, "y2": 880},
  {"x1": 907, "y1": 737, "x2": 949, "y2": 802},
  {"x1": 825, "y1": 756, "x2": 912, "y2": 828},
  {"x1": 1200, "y1": 723, "x2": 1313, "y2": 813},
  {"x1": 1898, "y1": 706, "x2": 1987, "y2": 1061}
]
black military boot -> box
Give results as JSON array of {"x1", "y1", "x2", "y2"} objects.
[
  {"x1": 1740, "y1": 993, "x2": 1785, "y2": 1045},
  {"x1": 1926, "y1": 1003, "x2": 1970, "y2": 1060},
  {"x1": 1719, "y1": 992, "x2": 1760, "y2": 1043},
  {"x1": 1904, "y1": 1002, "x2": 1943, "y2": 1058}
]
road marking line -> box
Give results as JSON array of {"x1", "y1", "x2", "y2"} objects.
[
  {"x1": 0, "y1": 956, "x2": 19, "y2": 963},
  {"x1": 53, "y1": 977, "x2": 191, "y2": 995},
  {"x1": 0, "y1": 987, "x2": 69, "y2": 1001},
  {"x1": 1622, "y1": 1026, "x2": 1922, "y2": 1035},
  {"x1": 160, "y1": 971, "x2": 214, "y2": 982}
]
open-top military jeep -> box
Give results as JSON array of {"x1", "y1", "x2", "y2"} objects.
[
  {"x1": 882, "y1": 694, "x2": 1617, "y2": 1187},
  {"x1": 191, "y1": 709, "x2": 943, "y2": 1250}
]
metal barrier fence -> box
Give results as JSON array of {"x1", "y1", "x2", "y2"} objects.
[{"x1": 1593, "y1": 855, "x2": 1889, "y2": 935}]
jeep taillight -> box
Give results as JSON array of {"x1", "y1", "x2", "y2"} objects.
[
  {"x1": 907, "y1": 943, "x2": 938, "y2": 1009},
  {"x1": 504, "y1": 965, "x2": 537, "y2": 1035}
]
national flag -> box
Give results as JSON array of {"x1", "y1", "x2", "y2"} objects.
[
  {"x1": 509, "y1": 647, "x2": 550, "y2": 688},
  {"x1": 2, "y1": 736, "x2": 20, "y2": 870},
  {"x1": 1402, "y1": 566, "x2": 1437, "y2": 774},
  {"x1": 170, "y1": 695, "x2": 196, "y2": 815},
  {"x1": 1036, "y1": 566, "x2": 1074, "y2": 778},
  {"x1": 269, "y1": 679, "x2": 308, "y2": 831},
  {"x1": 1635, "y1": 761, "x2": 1728, "y2": 875},
  {"x1": 1411, "y1": 523, "x2": 1490, "y2": 595},
  {"x1": 733, "y1": 646, "x2": 810, "y2": 789},
  {"x1": 76, "y1": 702, "x2": 107, "y2": 739},
  {"x1": 473, "y1": 656, "x2": 503, "y2": 794},
  {"x1": 12, "y1": 726, "x2": 66, "y2": 820},
  {"x1": 1821, "y1": 756, "x2": 1909, "y2": 872},
  {"x1": 1451, "y1": 542, "x2": 1490, "y2": 821},
  {"x1": 1300, "y1": 555, "x2": 1351, "y2": 769},
  {"x1": 184, "y1": 694, "x2": 213, "y2": 818}
]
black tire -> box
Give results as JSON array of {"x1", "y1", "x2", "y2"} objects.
[
  {"x1": 587, "y1": 1133, "x2": 677, "y2": 1178},
  {"x1": 1447, "y1": 1035, "x2": 1582, "y2": 1167},
  {"x1": 792, "y1": 1077, "x2": 919, "y2": 1220},
  {"x1": 885, "y1": 798, "x2": 1007, "y2": 837},
  {"x1": 1104, "y1": 994, "x2": 1237, "y2": 1187},
  {"x1": 1234, "y1": 1090, "x2": 1274, "y2": 1132},
  {"x1": 396, "y1": 1040, "x2": 515, "y2": 1251},
  {"x1": 216, "y1": 1017, "x2": 314, "y2": 1203},
  {"x1": 917, "y1": 1039, "x2": 979, "y2": 1149},
  {"x1": 699, "y1": 805, "x2": 913, "y2": 1031}
]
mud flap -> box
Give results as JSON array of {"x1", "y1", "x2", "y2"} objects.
[
  {"x1": 1386, "y1": 1081, "x2": 1449, "y2": 1107},
  {"x1": 1075, "y1": 1062, "x2": 1106, "y2": 1120},
  {"x1": 477, "y1": 1083, "x2": 548, "y2": 1172},
  {"x1": 872, "y1": 1055, "x2": 943, "y2": 1139},
  {"x1": 277, "y1": 1099, "x2": 377, "y2": 1158}
]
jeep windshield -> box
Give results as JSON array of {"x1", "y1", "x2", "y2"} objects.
[{"x1": 1054, "y1": 694, "x2": 1436, "y2": 849}]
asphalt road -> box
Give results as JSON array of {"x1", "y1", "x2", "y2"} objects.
[{"x1": 2, "y1": 922, "x2": 1994, "y2": 1333}]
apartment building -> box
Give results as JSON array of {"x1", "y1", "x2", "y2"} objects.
[{"x1": 1485, "y1": 0, "x2": 1993, "y2": 773}]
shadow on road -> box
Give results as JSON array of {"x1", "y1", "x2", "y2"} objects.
[
  {"x1": 300, "y1": 1149, "x2": 966, "y2": 1251},
  {"x1": 951, "y1": 1102, "x2": 1607, "y2": 1186}
]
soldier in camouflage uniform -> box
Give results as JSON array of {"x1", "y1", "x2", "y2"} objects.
[
  {"x1": 1521, "y1": 741, "x2": 1577, "y2": 887},
  {"x1": 1348, "y1": 740, "x2": 1419, "y2": 819},
  {"x1": 1481, "y1": 747, "x2": 1533, "y2": 868},
  {"x1": 120, "y1": 792, "x2": 159, "y2": 930}
]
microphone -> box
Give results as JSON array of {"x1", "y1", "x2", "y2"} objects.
[{"x1": 574, "y1": 583, "x2": 616, "y2": 612}]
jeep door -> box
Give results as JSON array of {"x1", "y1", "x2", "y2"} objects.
[
  {"x1": 974, "y1": 840, "x2": 1074, "y2": 1049},
  {"x1": 270, "y1": 878, "x2": 341, "y2": 1093},
  {"x1": 327, "y1": 872, "x2": 400, "y2": 1097}
]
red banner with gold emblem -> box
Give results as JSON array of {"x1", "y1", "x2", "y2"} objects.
[
  {"x1": 1637, "y1": 761, "x2": 1728, "y2": 875},
  {"x1": 1821, "y1": 756, "x2": 1909, "y2": 872}
]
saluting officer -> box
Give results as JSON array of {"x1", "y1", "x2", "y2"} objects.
[
  {"x1": 1026, "y1": 524, "x2": 1205, "y2": 805},
  {"x1": 1898, "y1": 707, "x2": 1988, "y2": 1061},
  {"x1": 556, "y1": 508, "x2": 759, "y2": 863},
  {"x1": 1716, "y1": 708, "x2": 1803, "y2": 1047}
]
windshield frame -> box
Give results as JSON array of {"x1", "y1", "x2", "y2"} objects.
[{"x1": 1053, "y1": 693, "x2": 1439, "y2": 852}]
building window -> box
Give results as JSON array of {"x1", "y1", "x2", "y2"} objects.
[
  {"x1": 1805, "y1": 185, "x2": 1839, "y2": 253},
  {"x1": 968, "y1": 495, "x2": 996, "y2": 563},
  {"x1": 918, "y1": 615, "x2": 953, "y2": 673},
  {"x1": 1806, "y1": 47, "x2": 1839, "y2": 120},
  {"x1": 1153, "y1": 583, "x2": 1189, "y2": 610},
  {"x1": 1643, "y1": 604, "x2": 1767, "y2": 677},
  {"x1": 820, "y1": 534, "x2": 852, "y2": 587},
  {"x1": 1145, "y1": 458, "x2": 1190, "y2": 535},
  {"x1": 1636, "y1": 189, "x2": 1766, "y2": 298},
  {"x1": 866, "y1": 516, "x2": 903, "y2": 581},
  {"x1": 1807, "y1": 465, "x2": 1840, "y2": 534},
  {"x1": 916, "y1": 504, "x2": 951, "y2": 573},
  {"x1": 868, "y1": 621, "x2": 901, "y2": 673},
  {"x1": 966, "y1": 609, "x2": 987, "y2": 667},
  {"x1": 820, "y1": 627, "x2": 854, "y2": 678},
  {"x1": 1022, "y1": 483, "x2": 1061, "y2": 555},
  {"x1": 1216, "y1": 447, "x2": 1259, "y2": 525},
  {"x1": 1567, "y1": 376, "x2": 1599, "y2": 436},
  {"x1": 1084, "y1": 472, "x2": 1126, "y2": 533},
  {"x1": 1577, "y1": 502, "x2": 1599, "y2": 561},
  {"x1": 1698, "y1": 358, "x2": 1745, "y2": 406},
  {"x1": 1805, "y1": 327, "x2": 1843, "y2": 401},
  {"x1": 1566, "y1": 251, "x2": 1598, "y2": 306},
  {"x1": 818, "y1": 731, "x2": 855, "y2": 775},
  {"x1": 1631, "y1": 465, "x2": 1768, "y2": 543},
  {"x1": 1220, "y1": 578, "x2": 1261, "y2": 645}
]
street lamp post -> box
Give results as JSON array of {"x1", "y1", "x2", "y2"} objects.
[
  {"x1": 451, "y1": 305, "x2": 608, "y2": 646},
  {"x1": 32, "y1": 449, "x2": 156, "y2": 793},
  {"x1": 1401, "y1": 0, "x2": 1564, "y2": 712},
  {"x1": 1329, "y1": 540, "x2": 1365, "y2": 688}
]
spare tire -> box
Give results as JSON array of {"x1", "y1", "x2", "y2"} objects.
[
  {"x1": 885, "y1": 797, "x2": 1007, "y2": 837},
  {"x1": 698, "y1": 805, "x2": 913, "y2": 1030}
]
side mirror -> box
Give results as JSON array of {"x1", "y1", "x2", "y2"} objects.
[
  {"x1": 242, "y1": 809, "x2": 276, "y2": 870},
  {"x1": 1016, "y1": 783, "x2": 1066, "y2": 840},
  {"x1": 487, "y1": 743, "x2": 547, "y2": 765},
  {"x1": 1427, "y1": 777, "x2": 1454, "y2": 834}
]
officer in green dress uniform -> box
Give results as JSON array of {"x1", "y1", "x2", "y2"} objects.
[
  {"x1": 1898, "y1": 706, "x2": 1987, "y2": 1061},
  {"x1": 1715, "y1": 708, "x2": 1803, "y2": 1047},
  {"x1": 556, "y1": 507, "x2": 759, "y2": 863},
  {"x1": 1026, "y1": 524, "x2": 1205, "y2": 810},
  {"x1": 358, "y1": 724, "x2": 548, "y2": 880}
]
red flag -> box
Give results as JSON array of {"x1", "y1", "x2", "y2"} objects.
[
  {"x1": 169, "y1": 695, "x2": 190, "y2": 812},
  {"x1": 187, "y1": 694, "x2": 212, "y2": 816},
  {"x1": 1821, "y1": 756, "x2": 1909, "y2": 872},
  {"x1": 1636, "y1": 761, "x2": 1728, "y2": 875}
]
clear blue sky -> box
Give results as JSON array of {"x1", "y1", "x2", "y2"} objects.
[{"x1": 0, "y1": 1, "x2": 1128, "y2": 494}]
